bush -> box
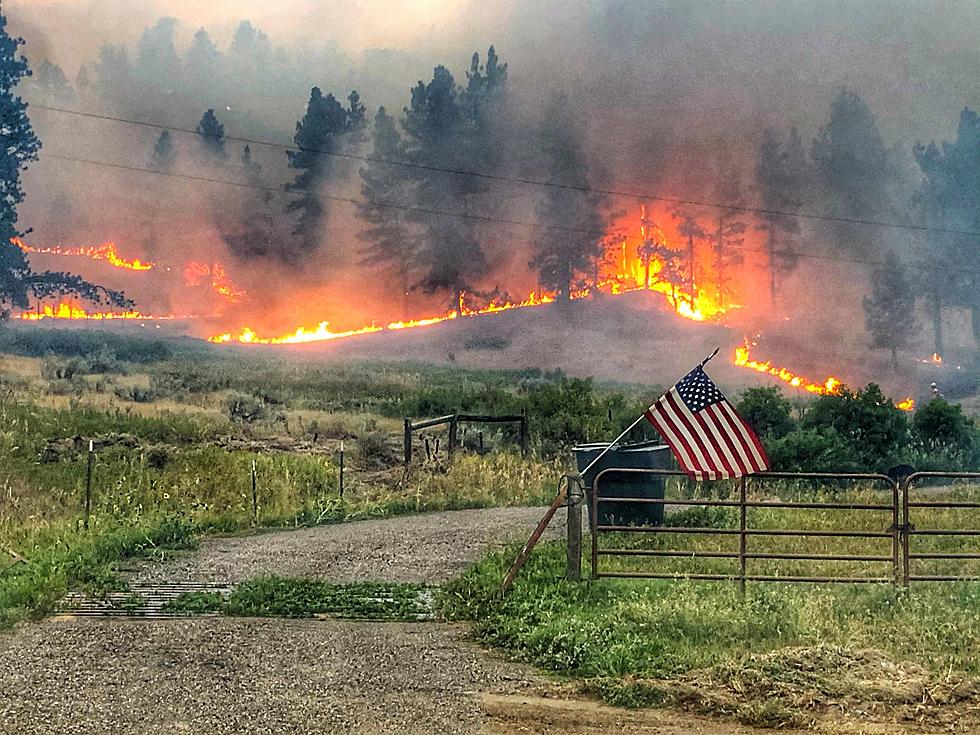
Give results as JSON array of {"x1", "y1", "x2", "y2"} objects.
[
  {"x1": 766, "y1": 427, "x2": 862, "y2": 473},
  {"x1": 354, "y1": 431, "x2": 395, "y2": 469},
  {"x1": 802, "y1": 384, "x2": 909, "y2": 471},
  {"x1": 114, "y1": 385, "x2": 159, "y2": 403},
  {"x1": 913, "y1": 399, "x2": 977, "y2": 454},
  {"x1": 224, "y1": 393, "x2": 268, "y2": 423},
  {"x1": 737, "y1": 386, "x2": 796, "y2": 439}
]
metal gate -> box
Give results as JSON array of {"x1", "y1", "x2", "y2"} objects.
[{"x1": 589, "y1": 468, "x2": 980, "y2": 588}]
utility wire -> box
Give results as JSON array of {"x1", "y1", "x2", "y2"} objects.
[
  {"x1": 32, "y1": 103, "x2": 980, "y2": 240},
  {"x1": 43, "y1": 150, "x2": 980, "y2": 276}
]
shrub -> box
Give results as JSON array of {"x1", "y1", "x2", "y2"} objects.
[
  {"x1": 913, "y1": 399, "x2": 977, "y2": 454},
  {"x1": 736, "y1": 386, "x2": 796, "y2": 439},
  {"x1": 766, "y1": 427, "x2": 862, "y2": 473},
  {"x1": 224, "y1": 392, "x2": 268, "y2": 423},
  {"x1": 354, "y1": 430, "x2": 395, "y2": 469}
]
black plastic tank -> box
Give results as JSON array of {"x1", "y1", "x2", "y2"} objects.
[{"x1": 573, "y1": 440, "x2": 672, "y2": 526}]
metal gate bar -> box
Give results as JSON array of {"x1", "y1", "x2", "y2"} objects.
[
  {"x1": 901, "y1": 471, "x2": 980, "y2": 584},
  {"x1": 590, "y1": 468, "x2": 901, "y2": 589}
]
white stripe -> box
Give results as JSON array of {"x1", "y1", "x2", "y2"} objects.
[
  {"x1": 702, "y1": 404, "x2": 752, "y2": 475},
  {"x1": 681, "y1": 400, "x2": 746, "y2": 477},
  {"x1": 670, "y1": 391, "x2": 732, "y2": 478},
  {"x1": 647, "y1": 399, "x2": 697, "y2": 472},
  {"x1": 660, "y1": 389, "x2": 715, "y2": 474},
  {"x1": 718, "y1": 401, "x2": 768, "y2": 471}
]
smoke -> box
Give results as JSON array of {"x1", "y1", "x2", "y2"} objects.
[{"x1": 6, "y1": 0, "x2": 980, "y2": 355}]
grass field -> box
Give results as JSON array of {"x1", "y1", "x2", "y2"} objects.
[{"x1": 443, "y1": 488, "x2": 980, "y2": 729}]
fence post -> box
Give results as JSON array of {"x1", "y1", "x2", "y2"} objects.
[
  {"x1": 520, "y1": 407, "x2": 529, "y2": 457},
  {"x1": 251, "y1": 459, "x2": 258, "y2": 523},
  {"x1": 565, "y1": 479, "x2": 582, "y2": 582},
  {"x1": 448, "y1": 413, "x2": 459, "y2": 455},
  {"x1": 901, "y1": 477, "x2": 911, "y2": 587},
  {"x1": 84, "y1": 440, "x2": 94, "y2": 530},
  {"x1": 403, "y1": 418, "x2": 412, "y2": 465},
  {"x1": 891, "y1": 480, "x2": 900, "y2": 586},
  {"x1": 339, "y1": 441, "x2": 345, "y2": 498},
  {"x1": 738, "y1": 476, "x2": 747, "y2": 595},
  {"x1": 590, "y1": 476, "x2": 599, "y2": 580}
]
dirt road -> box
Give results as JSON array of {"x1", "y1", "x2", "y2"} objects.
[{"x1": 1, "y1": 507, "x2": 799, "y2": 734}]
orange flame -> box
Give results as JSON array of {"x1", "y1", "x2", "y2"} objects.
[
  {"x1": 896, "y1": 397, "x2": 915, "y2": 411},
  {"x1": 12, "y1": 237, "x2": 154, "y2": 271},
  {"x1": 15, "y1": 301, "x2": 153, "y2": 320},
  {"x1": 734, "y1": 340, "x2": 843, "y2": 395},
  {"x1": 184, "y1": 262, "x2": 246, "y2": 304},
  {"x1": 931, "y1": 353, "x2": 943, "y2": 365}
]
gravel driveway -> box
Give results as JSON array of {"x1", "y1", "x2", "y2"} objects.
[
  {"x1": 133, "y1": 506, "x2": 561, "y2": 585},
  {"x1": 1, "y1": 506, "x2": 561, "y2": 735}
]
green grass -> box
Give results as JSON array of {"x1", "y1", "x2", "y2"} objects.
[
  {"x1": 163, "y1": 577, "x2": 431, "y2": 621},
  {"x1": 442, "y1": 493, "x2": 980, "y2": 728}
]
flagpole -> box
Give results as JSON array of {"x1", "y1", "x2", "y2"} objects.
[{"x1": 578, "y1": 414, "x2": 646, "y2": 478}]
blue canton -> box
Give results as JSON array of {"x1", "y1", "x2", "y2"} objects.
[{"x1": 676, "y1": 367, "x2": 725, "y2": 412}]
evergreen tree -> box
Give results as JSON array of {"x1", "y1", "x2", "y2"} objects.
[
  {"x1": 93, "y1": 44, "x2": 133, "y2": 103},
  {"x1": 150, "y1": 130, "x2": 176, "y2": 171},
  {"x1": 755, "y1": 127, "x2": 807, "y2": 309},
  {"x1": 196, "y1": 108, "x2": 228, "y2": 160},
  {"x1": 185, "y1": 28, "x2": 221, "y2": 95},
  {"x1": 913, "y1": 108, "x2": 980, "y2": 346},
  {"x1": 863, "y1": 250, "x2": 918, "y2": 370},
  {"x1": 811, "y1": 88, "x2": 890, "y2": 256},
  {"x1": 710, "y1": 149, "x2": 747, "y2": 308},
  {"x1": 241, "y1": 144, "x2": 261, "y2": 181},
  {"x1": 75, "y1": 64, "x2": 90, "y2": 91},
  {"x1": 31, "y1": 59, "x2": 75, "y2": 105},
  {"x1": 0, "y1": 14, "x2": 128, "y2": 313},
  {"x1": 670, "y1": 207, "x2": 707, "y2": 306},
  {"x1": 529, "y1": 94, "x2": 605, "y2": 301},
  {"x1": 284, "y1": 88, "x2": 365, "y2": 262},
  {"x1": 136, "y1": 17, "x2": 180, "y2": 91},
  {"x1": 357, "y1": 107, "x2": 416, "y2": 279}
]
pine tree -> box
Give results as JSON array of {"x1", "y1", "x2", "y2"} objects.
[
  {"x1": 710, "y1": 149, "x2": 747, "y2": 308},
  {"x1": 283, "y1": 88, "x2": 364, "y2": 262},
  {"x1": 357, "y1": 107, "x2": 416, "y2": 280},
  {"x1": 186, "y1": 29, "x2": 221, "y2": 95},
  {"x1": 196, "y1": 108, "x2": 228, "y2": 160},
  {"x1": 754, "y1": 127, "x2": 806, "y2": 310},
  {"x1": 670, "y1": 207, "x2": 707, "y2": 306},
  {"x1": 150, "y1": 130, "x2": 176, "y2": 171},
  {"x1": 93, "y1": 44, "x2": 133, "y2": 104},
  {"x1": 31, "y1": 59, "x2": 75, "y2": 105},
  {"x1": 241, "y1": 145, "x2": 261, "y2": 181},
  {"x1": 529, "y1": 94, "x2": 605, "y2": 301},
  {"x1": 863, "y1": 250, "x2": 918, "y2": 370},
  {"x1": 136, "y1": 17, "x2": 180, "y2": 92},
  {"x1": 0, "y1": 14, "x2": 128, "y2": 313}
]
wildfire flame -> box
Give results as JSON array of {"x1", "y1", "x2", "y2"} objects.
[
  {"x1": 896, "y1": 397, "x2": 915, "y2": 411},
  {"x1": 15, "y1": 301, "x2": 153, "y2": 320},
  {"x1": 184, "y1": 262, "x2": 246, "y2": 304},
  {"x1": 932, "y1": 352, "x2": 943, "y2": 365},
  {"x1": 734, "y1": 340, "x2": 843, "y2": 394},
  {"x1": 12, "y1": 237, "x2": 154, "y2": 271}
]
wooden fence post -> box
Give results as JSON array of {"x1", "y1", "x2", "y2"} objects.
[
  {"x1": 565, "y1": 479, "x2": 582, "y2": 582},
  {"x1": 520, "y1": 407, "x2": 529, "y2": 457},
  {"x1": 403, "y1": 418, "x2": 412, "y2": 465},
  {"x1": 84, "y1": 440, "x2": 94, "y2": 530},
  {"x1": 448, "y1": 413, "x2": 459, "y2": 455}
]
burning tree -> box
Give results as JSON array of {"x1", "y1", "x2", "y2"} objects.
[
  {"x1": 710, "y1": 149, "x2": 747, "y2": 308},
  {"x1": 529, "y1": 93, "x2": 606, "y2": 301},
  {"x1": 670, "y1": 206, "x2": 707, "y2": 306},
  {"x1": 863, "y1": 250, "x2": 918, "y2": 370},
  {"x1": 0, "y1": 13, "x2": 129, "y2": 316}
]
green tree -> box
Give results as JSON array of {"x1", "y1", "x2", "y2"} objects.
[
  {"x1": 863, "y1": 250, "x2": 918, "y2": 370},
  {"x1": 196, "y1": 108, "x2": 228, "y2": 160},
  {"x1": 0, "y1": 14, "x2": 128, "y2": 314},
  {"x1": 913, "y1": 399, "x2": 976, "y2": 454},
  {"x1": 150, "y1": 130, "x2": 176, "y2": 171},
  {"x1": 736, "y1": 386, "x2": 796, "y2": 439},
  {"x1": 803, "y1": 384, "x2": 909, "y2": 471},
  {"x1": 284, "y1": 88, "x2": 365, "y2": 263},
  {"x1": 529, "y1": 94, "x2": 606, "y2": 301}
]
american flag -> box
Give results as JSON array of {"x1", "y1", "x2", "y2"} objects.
[{"x1": 644, "y1": 364, "x2": 770, "y2": 480}]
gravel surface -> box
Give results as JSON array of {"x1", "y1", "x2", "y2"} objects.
[
  {"x1": 133, "y1": 506, "x2": 561, "y2": 585},
  {"x1": 0, "y1": 617, "x2": 541, "y2": 735}
]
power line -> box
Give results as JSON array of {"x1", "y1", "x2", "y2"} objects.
[
  {"x1": 32, "y1": 102, "x2": 980, "y2": 240},
  {"x1": 42, "y1": 150, "x2": 980, "y2": 276}
]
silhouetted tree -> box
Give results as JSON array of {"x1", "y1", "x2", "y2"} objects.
[
  {"x1": 136, "y1": 18, "x2": 180, "y2": 92},
  {"x1": 0, "y1": 14, "x2": 128, "y2": 314},
  {"x1": 30, "y1": 59, "x2": 75, "y2": 105},
  {"x1": 529, "y1": 94, "x2": 605, "y2": 301},
  {"x1": 185, "y1": 28, "x2": 221, "y2": 95},
  {"x1": 93, "y1": 44, "x2": 134, "y2": 104},
  {"x1": 150, "y1": 130, "x2": 176, "y2": 171},
  {"x1": 196, "y1": 108, "x2": 228, "y2": 160},
  {"x1": 670, "y1": 207, "x2": 708, "y2": 306},
  {"x1": 863, "y1": 250, "x2": 918, "y2": 370},
  {"x1": 755, "y1": 127, "x2": 807, "y2": 309},
  {"x1": 358, "y1": 107, "x2": 417, "y2": 280},
  {"x1": 710, "y1": 149, "x2": 747, "y2": 308},
  {"x1": 284, "y1": 88, "x2": 365, "y2": 262}
]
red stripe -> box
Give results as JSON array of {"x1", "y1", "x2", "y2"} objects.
[
  {"x1": 664, "y1": 391, "x2": 723, "y2": 478},
  {"x1": 646, "y1": 402, "x2": 698, "y2": 476},
  {"x1": 706, "y1": 401, "x2": 758, "y2": 470},
  {"x1": 691, "y1": 407, "x2": 743, "y2": 476},
  {"x1": 718, "y1": 401, "x2": 770, "y2": 472},
  {"x1": 659, "y1": 392, "x2": 714, "y2": 476}
]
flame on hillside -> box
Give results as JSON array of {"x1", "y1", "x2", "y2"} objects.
[
  {"x1": 896, "y1": 397, "x2": 915, "y2": 411},
  {"x1": 734, "y1": 340, "x2": 843, "y2": 394},
  {"x1": 12, "y1": 237, "x2": 154, "y2": 271},
  {"x1": 184, "y1": 262, "x2": 247, "y2": 303}
]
